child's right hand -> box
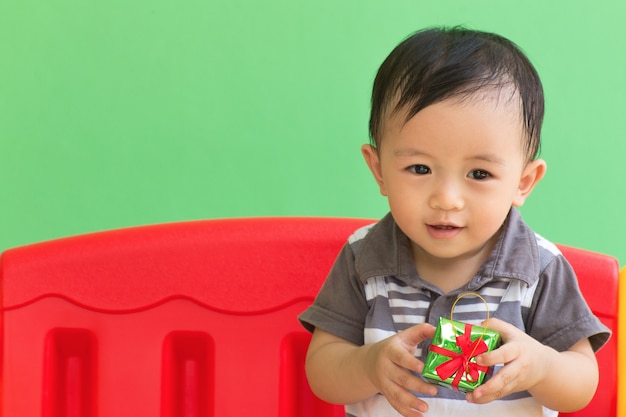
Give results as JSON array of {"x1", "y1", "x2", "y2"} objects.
[
  {"x1": 363, "y1": 323, "x2": 439, "y2": 416},
  {"x1": 305, "y1": 323, "x2": 438, "y2": 417}
]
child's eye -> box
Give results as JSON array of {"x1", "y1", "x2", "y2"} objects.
[
  {"x1": 468, "y1": 169, "x2": 490, "y2": 180},
  {"x1": 408, "y1": 164, "x2": 431, "y2": 175}
]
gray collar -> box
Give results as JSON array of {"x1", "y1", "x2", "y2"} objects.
[{"x1": 354, "y1": 208, "x2": 540, "y2": 292}]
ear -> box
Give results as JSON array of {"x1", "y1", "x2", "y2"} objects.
[
  {"x1": 361, "y1": 144, "x2": 388, "y2": 196},
  {"x1": 512, "y1": 159, "x2": 547, "y2": 207}
]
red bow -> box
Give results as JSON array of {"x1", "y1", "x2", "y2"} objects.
[{"x1": 429, "y1": 323, "x2": 489, "y2": 391}]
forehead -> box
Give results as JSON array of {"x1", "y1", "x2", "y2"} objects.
[{"x1": 381, "y1": 91, "x2": 526, "y2": 156}]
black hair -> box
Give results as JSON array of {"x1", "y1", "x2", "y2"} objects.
[{"x1": 369, "y1": 26, "x2": 544, "y2": 161}]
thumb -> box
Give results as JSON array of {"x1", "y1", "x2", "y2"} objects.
[
  {"x1": 481, "y1": 317, "x2": 516, "y2": 342},
  {"x1": 400, "y1": 323, "x2": 436, "y2": 346}
]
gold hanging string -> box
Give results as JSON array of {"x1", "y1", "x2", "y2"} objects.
[{"x1": 450, "y1": 292, "x2": 491, "y2": 377}]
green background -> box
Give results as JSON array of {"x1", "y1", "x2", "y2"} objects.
[{"x1": 1, "y1": 1, "x2": 625, "y2": 265}]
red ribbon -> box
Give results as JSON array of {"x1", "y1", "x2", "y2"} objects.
[{"x1": 429, "y1": 323, "x2": 490, "y2": 391}]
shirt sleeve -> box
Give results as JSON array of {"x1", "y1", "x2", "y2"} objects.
[
  {"x1": 298, "y1": 241, "x2": 369, "y2": 346},
  {"x1": 525, "y1": 254, "x2": 611, "y2": 353}
]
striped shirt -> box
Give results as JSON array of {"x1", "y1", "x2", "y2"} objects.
[{"x1": 299, "y1": 208, "x2": 609, "y2": 417}]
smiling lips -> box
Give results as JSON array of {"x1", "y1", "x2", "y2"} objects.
[{"x1": 426, "y1": 224, "x2": 463, "y2": 239}]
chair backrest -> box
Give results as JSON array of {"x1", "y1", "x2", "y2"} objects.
[
  {"x1": 556, "y1": 245, "x2": 619, "y2": 417},
  {"x1": 0, "y1": 218, "x2": 619, "y2": 417},
  {"x1": 0, "y1": 217, "x2": 374, "y2": 417}
]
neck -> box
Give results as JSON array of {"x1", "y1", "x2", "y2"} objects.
[{"x1": 412, "y1": 234, "x2": 499, "y2": 294}]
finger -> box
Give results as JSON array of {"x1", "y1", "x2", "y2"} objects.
[
  {"x1": 469, "y1": 376, "x2": 517, "y2": 404},
  {"x1": 477, "y1": 339, "x2": 519, "y2": 367},
  {"x1": 385, "y1": 381, "x2": 431, "y2": 417},
  {"x1": 387, "y1": 344, "x2": 423, "y2": 373},
  {"x1": 399, "y1": 323, "x2": 437, "y2": 347},
  {"x1": 391, "y1": 324, "x2": 436, "y2": 371},
  {"x1": 391, "y1": 368, "x2": 438, "y2": 397},
  {"x1": 469, "y1": 361, "x2": 520, "y2": 403},
  {"x1": 480, "y1": 318, "x2": 521, "y2": 342}
]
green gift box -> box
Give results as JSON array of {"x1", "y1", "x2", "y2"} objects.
[{"x1": 422, "y1": 317, "x2": 501, "y2": 393}]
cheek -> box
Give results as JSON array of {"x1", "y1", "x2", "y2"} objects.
[
  {"x1": 470, "y1": 195, "x2": 514, "y2": 230},
  {"x1": 474, "y1": 179, "x2": 521, "y2": 204},
  {"x1": 387, "y1": 193, "x2": 427, "y2": 232}
]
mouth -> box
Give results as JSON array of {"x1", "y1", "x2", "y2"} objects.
[
  {"x1": 428, "y1": 222, "x2": 461, "y2": 230},
  {"x1": 426, "y1": 223, "x2": 463, "y2": 239}
]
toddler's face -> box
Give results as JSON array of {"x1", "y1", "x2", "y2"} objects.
[{"x1": 363, "y1": 92, "x2": 543, "y2": 266}]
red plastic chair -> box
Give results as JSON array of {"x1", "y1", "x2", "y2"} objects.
[
  {"x1": 556, "y1": 245, "x2": 619, "y2": 417},
  {"x1": 0, "y1": 218, "x2": 619, "y2": 417},
  {"x1": 0, "y1": 218, "x2": 374, "y2": 417}
]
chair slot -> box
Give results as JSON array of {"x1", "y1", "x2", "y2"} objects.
[
  {"x1": 42, "y1": 328, "x2": 97, "y2": 417},
  {"x1": 161, "y1": 331, "x2": 215, "y2": 417}
]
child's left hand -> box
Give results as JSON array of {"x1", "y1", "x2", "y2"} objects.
[
  {"x1": 465, "y1": 317, "x2": 597, "y2": 411},
  {"x1": 465, "y1": 317, "x2": 550, "y2": 404}
]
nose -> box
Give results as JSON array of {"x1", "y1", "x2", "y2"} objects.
[{"x1": 428, "y1": 178, "x2": 464, "y2": 211}]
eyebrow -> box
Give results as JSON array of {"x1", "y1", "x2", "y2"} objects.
[
  {"x1": 392, "y1": 148, "x2": 506, "y2": 165},
  {"x1": 392, "y1": 148, "x2": 427, "y2": 157},
  {"x1": 471, "y1": 154, "x2": 506, "y2": 165}
]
